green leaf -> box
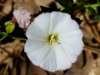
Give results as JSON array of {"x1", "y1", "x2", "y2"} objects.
[
  {"x1": 55, "y1": 0, "x2": 72, "y2": 10},
  {"x1": 85, "y1": 7, "x2": 94, "y2": 15},
  {"x1": 93, "y1": 7, "x2": 98, "y2": 14},
  {"x1": 94, "y1": 15, "x2": 100, "y2": 20}
]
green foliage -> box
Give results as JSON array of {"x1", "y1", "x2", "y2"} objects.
[
  {"x1": 84, "y1": 1, "x2": 100, "y2": 14},
  {"x1": 55, "y1": 0, "x2": 72, "y2": 12},
  {"x1": 55, "y1": 0, "x2": 71, "y2": 7},
  {"x1": 94, "y1": 15, "x2": 100, "y2": 20},
  {"x1": 85, "y1": 7, "x2": 94, "y2": 15}
]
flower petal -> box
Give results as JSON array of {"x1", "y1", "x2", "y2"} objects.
[
  {"x1": 26, "y1": 44, "x2": 51, "y2": 66},
  {"x1": 40, "y1": 46, "x2": 56, "y2": 72},
  {"x1": 60, "y1": 41, "x2": 83, "y2": 63},
  {"x1": 19, "y1": 17, "x2": 25, "y2": 28},
  {"x1": 54, "y1": 44, "x2": 72, "y2": 70},
  {"x1": 33, "y1": 13, "x2": 50, "y2": 35},
  {"x1": 40, "y1": 44, "x2": 72, "y2": 72},
  {"x1": 50, "y1": 12, "x2": 79, "y2": 33},
  {"x1": 13, "y1": 7, "x2": 31, "y2": 28},
  {"x1": 26, "y1": 22, "x2": 46, "y2": 41},
  {"x1": 25, "y1": 39, "x2": 45, "y2": 53},
  {"x1": 59, "y1": 29, "x2": 84, "y2": 47}
]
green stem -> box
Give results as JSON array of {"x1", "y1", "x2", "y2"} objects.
[
  {"x1": 0, "y1": 33, "x2": 8, "y2": 41},
  {"x1": 12, "y1": 37, "x2": 27, "y2": 41},
  {"x1": 84, "y1": 2, "x2": 100, "y2": 8},
  {"x1": 0, "y1": 32, "x2": 27, "y2": 41}
]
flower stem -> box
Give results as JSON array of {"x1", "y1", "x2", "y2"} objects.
[
  {"x1": 0, "y1": 33, "x2": 8, "y2": 41},
  {"x1": 0, "y1": 32, "x2": 27, "y2": 41},
  {"x1": 12, "y1": 37, "x2": 27, "y2": 41},
  {"x1": 84, "y1": 2, "x2": 100, "y2": 8}
]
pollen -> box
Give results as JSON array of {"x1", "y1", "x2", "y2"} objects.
[{"x1": 47, "y1": 34, "x2": 58, "y2": 45}]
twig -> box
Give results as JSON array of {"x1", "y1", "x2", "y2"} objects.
[
  {"x1": 3, "y1": 61, "x2": 11, "y2": 75},
  {"x1": 83, "y1": 14, "x2": 100, "y2": 43},
  {"x1": 84, "y1": 45, "x2": 100, "y2": 54},
  {"x1": 91, "y1": 25, "x2": 100, "y2": 38}
]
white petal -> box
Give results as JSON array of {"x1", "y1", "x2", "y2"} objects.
[
  {"x1": 32, "y1": 13, "x2": 50, "y2": 35},
  {"x1": 26, "y1": 13, "x2": 52, "y2": 40},
  {"x1": 54, "y1": 44, "x2": 72, "y2": 70},
  {"x1": 26, "y1": 22, "x2": 46, "y2": 41},
  {"x1": 49, "y1": 12, "x2": 66, "y2": 33},
  {"x1": 26, "y1": 44, "x2": 51, "y2": 66},
  {"x1": 40, "y1": 46, "x2": 56, "y2": 72},
  {"x1": 60, "y1": 41, "x2": 83, "y2": 63},
  {"x1": 24, "y1": 39, "x2": 45, "y2": 53},
  {"x1": 40, "y1": 44, "x2": 72, "y2": 72},
  {"x1": 13, "y1": 10, "x2": 20, "y2": 19},
  {"x1": 50, "y1": 12, "x2": 79, "y2": 33},
  {"x1": 59, "y1": 29, "x2": 84, "y2": 47}
]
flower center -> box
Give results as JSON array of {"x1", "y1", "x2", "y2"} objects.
[{"x1": 47, "y1": 34, "x2": 58, "y2": 45}]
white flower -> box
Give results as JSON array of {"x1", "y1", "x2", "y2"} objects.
[
  {"x1": 24, "y1": 12, "x2": 84, "y2": 72},
  {"x1": 13, "y1": 7, "x2": 31, "y2": 28}
]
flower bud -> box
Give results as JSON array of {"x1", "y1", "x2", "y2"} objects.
[
  {"x1": 5, "y1": 21, "x2": 15, "y2": 33},
  {"x1": 13, "y1": 7, "x2": 31, "y2": 28}
]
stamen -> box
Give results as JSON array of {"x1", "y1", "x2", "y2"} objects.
[{"x1": 47, "y1": 34, "x2": 58, "y2": 45}]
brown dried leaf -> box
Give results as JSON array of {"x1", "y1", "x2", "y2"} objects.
[
  {"x1": 11, "y1": 67, "x2": 17, "y2": 75},
  {"x1": 0, "y1": 40, "x2": 24, "y2": 64},
  {"x1": 19, "y1": 59, "x2": 27, "y2": 75},
  {"x1": 2, "y1": 0, "x2": 12, "y2": 15},
  {"x1": 28, "y1": 62, "x2": 47, "y2": 75},
  {"x1": 13, "y1": 0, "x2": 41, "y2": 14}
]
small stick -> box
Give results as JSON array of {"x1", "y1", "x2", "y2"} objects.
[
  {"x1": 3, "y1": 62, "x2": 10, "y2": 75},
  {"x1": 91, "y1": 25, "x2": 100, "y2": 39},
  {"x1": 84, "y1": 45, "x2": 100, "y2": 54}
]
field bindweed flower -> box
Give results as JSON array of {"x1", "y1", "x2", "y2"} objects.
[
  {"x1": 13, "y1": 7, "x2": 31, "y2": 28},
  {"x1": 24, "y1": 12, "x2": 84, "y2": 72}
]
